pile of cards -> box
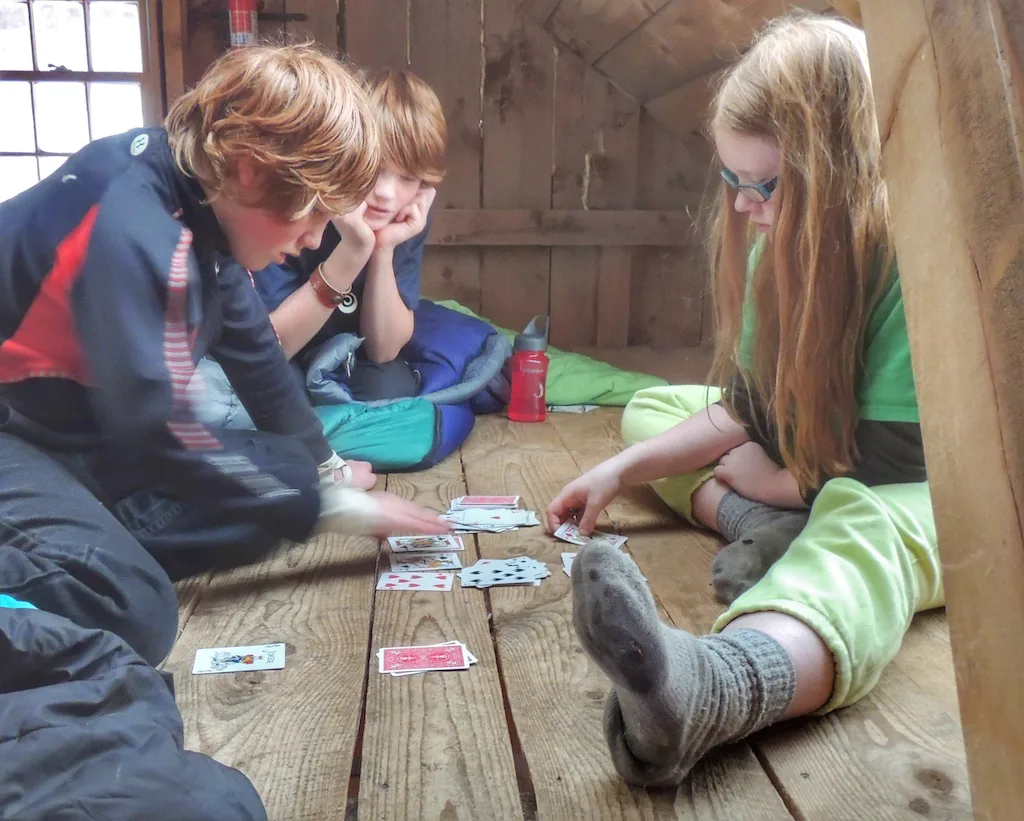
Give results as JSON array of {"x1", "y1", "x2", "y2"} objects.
[
  {"x1": 459, "y1": 556, "x2": 550, "y2": 588},
  {"x1": 553, "y1": 521, "x2": 627, "y2": 549},
  {"x1": 443, "y1": 495, "x2": 540, "y2": 534},
  {"x1": 377, "y1": 534, "x2": 465, "y2": 592},
  {"x1": 377, "y1": 640, "x2": 478, "y2": 676}
]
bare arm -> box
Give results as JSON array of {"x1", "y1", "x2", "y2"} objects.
[
  {"x1": 267, "y1": 204, "x2": 376, "y2": 360},
  {"x1": 359, "y1": 247, "x2": 415, "y2": 363},
  {"x1": 359, "y1": 187, "x2": 435, "y2": 363},
  {"x1": 613, "y1": 403, "x2": 750, "y2": 485},
  {"x1": 547, "y1": 403, "x2": 750, "y2": 533}
]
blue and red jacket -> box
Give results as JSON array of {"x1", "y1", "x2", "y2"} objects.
[{"x1": 0, "y1": 128, "x2": 331, "y2": 535}]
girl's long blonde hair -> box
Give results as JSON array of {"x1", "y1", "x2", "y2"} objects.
[{"x1": 708, "y1": 13, "x2": 892, "y2": 492}]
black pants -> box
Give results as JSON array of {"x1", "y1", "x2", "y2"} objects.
[
  {"x1": 0, "y1": 429, "x2": 318, "y2": 667},
  {"x1": 347, "y1": 355, "x2": 420, "y2": 401},
  {"x1": 0, "y1": 606, "x2": 268, "y2": 821}
]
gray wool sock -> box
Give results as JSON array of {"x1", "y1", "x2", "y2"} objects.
[
  {"x1": 571, "y1": 543, "x2": 796, "y2": 787},
  {"x1": 711, "y1": 490, "x2": 811, "y2": 604}
]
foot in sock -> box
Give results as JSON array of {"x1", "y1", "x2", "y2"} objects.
[
  {"x1": 571, "y1": 543, "x2": 797, "y2": 786},
  {"x1": 711, "y1": 490, "x2": 810, "y2": 605}
]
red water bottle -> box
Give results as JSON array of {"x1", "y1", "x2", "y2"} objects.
[
  {"x1": 228, "y1": 0, "x2": 259, "y2": 48},
  {"x1": 507, "y1": 315, "x2": 550, "y2": 423}
]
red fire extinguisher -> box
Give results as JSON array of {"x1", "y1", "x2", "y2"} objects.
[{"x1": 228, "y1": 0, "x2": 259, "y2": 48}]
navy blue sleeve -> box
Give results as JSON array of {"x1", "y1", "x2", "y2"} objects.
[
  {"x1": 209, "y1": 260, "x2": 332, "y2": 463},
  {"x1": 71, "y1": 193, "x2": 322, "y2": 540}
]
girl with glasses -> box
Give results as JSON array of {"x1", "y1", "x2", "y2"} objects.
[{"x1": 546, "y1": 13, "x2": 936, "y2": 786}]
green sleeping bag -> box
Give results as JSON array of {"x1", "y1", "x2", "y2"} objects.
[{"x1": 436, "y1": 301, "x2": 668, "y2": 406}]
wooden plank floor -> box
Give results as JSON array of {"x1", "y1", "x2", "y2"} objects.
[{"x1": 165, "y1": 364, "x2": 972, "y2": 820}]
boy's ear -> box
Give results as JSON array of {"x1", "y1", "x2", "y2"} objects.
[{"x1": 235, "y1": 157, "x2": 261, "y2": 194}]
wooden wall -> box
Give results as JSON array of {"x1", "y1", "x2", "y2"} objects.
[{"x1": 177, "y1": 0, "x2": 716, "y2": 349}]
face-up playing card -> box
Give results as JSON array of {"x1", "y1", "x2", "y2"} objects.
[
  {"x1": 449, "y1": 495, "x2": 520, "y2": 509},
  {"x1": 561, "y1": 552, "x2": 576, "y2": 577},
  {"x1": 379, "y1": 642, "x2": 469, "y2": 674},
  {"x1": 387, "y1": 534, "x2": 464, "y2": 553},
  {"x1": 554, "y1": 521, "x2": 627, "y2": 549},
  {"x1": 192, "y1": 643, "x2": 286, "y2": 675},
  {"x1": 376, "y1": 572, "x2": 454, "y2": 591},
  {"x1": 389, "y1": 552, "x2": 462, "y2": 572},
  {"x1": 554, "y1": 521, "x2": 588, "y2": 546}
]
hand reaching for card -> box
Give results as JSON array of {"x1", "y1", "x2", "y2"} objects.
[
  {"x1": 546, "y1": 462, "x2": 623, "y2": 537},
  {"x1": 317, "y1": 485, "x2": 449, "y2": 538},
  {"x1": 373, "y1": 186, "x2": 437, "y2": 251}
]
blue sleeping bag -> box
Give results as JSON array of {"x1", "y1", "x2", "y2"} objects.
[{"x1": 308, "y1": 300, "x2": 511, "y2": 471}]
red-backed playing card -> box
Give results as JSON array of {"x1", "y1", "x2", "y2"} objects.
[
  {"x1": 451, "y1": 495, "x2": 520, "y2": 508},
  {"x1": 379, "y1": 643, "x2": 469, "y2": 673}
]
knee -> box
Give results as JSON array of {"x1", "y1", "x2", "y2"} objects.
[
  {"x1": 157, "y1": 761, "x2": 268, "y2": 821},
  {"x1": 112, "y1": 555, "x2": 179, "y2": 666},
  {"x1": 621, "y1": 394, "x2": 658, "y2": 447},
  {"x1": 621, "y1": 385, "x2": 720, "y2": 447},
  {"x1": 809, "y1": 477, "x2": 887, "y2": 519}
]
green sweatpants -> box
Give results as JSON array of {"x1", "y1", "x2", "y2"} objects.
[{"x1": 621, "y1": 385, "x2": 944, "y2": 712}]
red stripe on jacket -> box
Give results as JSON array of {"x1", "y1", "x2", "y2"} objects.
[
  {"x1": 0, "y1": 205, "x2": 99, "y2": 384},
  {"x1": 163, "y1": 228, "x2": 223, "y2": 452}
]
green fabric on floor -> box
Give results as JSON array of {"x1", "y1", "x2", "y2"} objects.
[{"x1": 437, "y1": 300, "x2": 668, "y2": 406}]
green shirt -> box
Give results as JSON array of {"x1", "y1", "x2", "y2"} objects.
[{"x1": 738, "y1": 236, "x2": 919, "y2": 423}]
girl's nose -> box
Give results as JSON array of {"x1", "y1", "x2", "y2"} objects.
[{"x1": 733, "y1": 193, "x2": 755, "y2": 215}]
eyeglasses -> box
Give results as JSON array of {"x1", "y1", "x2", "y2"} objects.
[{"x1": 719, "y1": 167, "x2": 778, "y2": 203}]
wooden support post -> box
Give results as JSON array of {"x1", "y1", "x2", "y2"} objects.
[
  {"x1": 161, "y1": 0, "x2": 186, "y2": 108},
  {"x1": 862, "y1": 1, "x2": 1024, "y2": 819}
]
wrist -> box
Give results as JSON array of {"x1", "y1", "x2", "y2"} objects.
[
  {"x1": 320, "y1": 253, "x2": 361, "y2": 291},
  {"x1": 766, "y1": 468, "x2": 805, "y2": 509},
  {"x1": 370, "y1": 245, "x2": 396, "y2": 263},
  {"x1": 309, "y1": 264, "x2": 352, "y2": 309}
]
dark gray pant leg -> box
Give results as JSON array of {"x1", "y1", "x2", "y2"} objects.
[
  {"x1": 0, "y1": 433, "x2": 178, "y2": 666},
  {"x1": 0, "y1": 606, "x2": 268, "y2": 821}
]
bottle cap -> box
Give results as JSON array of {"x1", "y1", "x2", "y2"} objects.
[{"x1": 514, "y1": 315, "x2": 549, "y2": 352}]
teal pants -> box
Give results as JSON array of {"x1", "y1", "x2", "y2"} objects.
[{"x1": 622, "y1": 385, "x2": 944, "y2": 711}]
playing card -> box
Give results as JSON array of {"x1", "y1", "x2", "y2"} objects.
[
  {"x1": 554, "y1": 521, "x2": 588, "y2": 545},
  {"x1": 192, "y1": 643, "x2": 285, "y2": 675},
  {"x1": 554, "y1": 521, "x2": 627, "y2": 549},
  {"x1": 389, "y1": 552, "x2": 462, "y2": 572},
  {"x1": 449, "y1": 495, "x2": 520, "y2": 509},
  {"x1": 376, "y1": 572, "x2": 454, "y2": 591},
  {"x1": 561, "y1": 552, "x2": 576, "y2": 577},
  {"x1": 546, "y1": 404, "x2": 598, "y2": 413},
  {"x1": 444, "y1": 509, "x2": 539, "y2": 528},
  {"x1": 379, "y1": 642, "x2": 469, "y2": 674},
  {"x1": 387, "y1": 534, "x2": 464, "y2": 553}
]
